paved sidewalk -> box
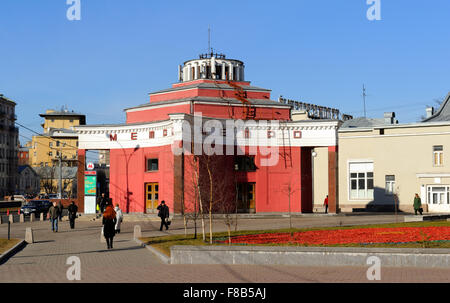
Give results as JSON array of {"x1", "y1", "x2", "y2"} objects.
[{"x1": 0, "y1": 214, "x2": 449, "y2": 283}]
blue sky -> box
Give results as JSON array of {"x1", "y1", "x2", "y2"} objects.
[{"x1": 1, "y1": 0, "x2": 450, "y2": 151}]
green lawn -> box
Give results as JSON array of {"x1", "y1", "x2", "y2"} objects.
[
  {"x1": 140, "y1": 220, "x2": 450, "y2": 257},
  {"x1": 0, "y1": 239, "x2": 20, "y2": 255}
]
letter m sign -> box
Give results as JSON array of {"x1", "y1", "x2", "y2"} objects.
[{"x1": 109, "y1": 134, "x2": 117, "y2": 141}]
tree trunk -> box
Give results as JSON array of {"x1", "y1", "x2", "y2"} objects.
[
  {"x1": 207, "y1": 161, "x2": 213, "y2": 245},
  {"x1": 193, "y1": 160, "x2": 206, "y2": 242}
]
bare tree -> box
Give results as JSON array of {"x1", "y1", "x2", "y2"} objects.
[
  {"x1": 38, "y1": 166, "x2": 57, "y2": 195},
  {"x1": 279, "y1": 175, "x2": 300, "y2": 236},
  {"x1": 198, "y1": 153, "x2": 235, "y2": 244},
  {"x1": 184, "y1": 153, "x2": 206, "y2": 241}
]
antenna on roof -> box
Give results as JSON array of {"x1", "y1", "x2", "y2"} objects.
[
  {"x1": 208, "y1": 25, "x2": 211, "y2": 54},
  {"x1": 362, "y1": 84, "x2": 367, "y2": 118}
]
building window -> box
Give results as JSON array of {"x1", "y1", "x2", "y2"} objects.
[
  {"x1": 427, "y1": 186, "x2": 450, "y2": 205},
  {"x1": 49, "y1": 152, "x2": 53, "y2": 157},
  {"x1": 146, "y1": 158, "x2": 158, "y2": 172},
  {"x1": 49, "y1": 142, "x2": 53, "y2": 147},
  {"x1": 349, "y1": 162, "x2": 374, "y2": 200},
  {"x1": 385, "y1": 175, "x2": 395, "y2": 195},
  {"x1": 234, "y1": 156, "x2": 257, "y2": 172},
  {"x1": 433, "y1": 145, "x2": 443, "y2": 166},
  {"x1": 244, "y1": 128, "x2": 250, "y2": 139}
]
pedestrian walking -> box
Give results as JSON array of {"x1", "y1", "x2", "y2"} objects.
[
  {"x1": 414, "y1": 193, "x2": 423, "y2": 215},
  {"x1": 48, "y1": 202, "x2": 59, "y2": 232},
  {"x1": 114, "y1": 204, "x2": 124, "y2": 234},
  {"x1": 98, "y1": 193, "x2": 108, "y2": 214},
  {"x1": 57, "y1": 201, "x2": 63, "y2": 221},
  {"x1": 68, "y1": 201, "x2": 78, "y2": 229},
  {"x1": 324, "y1": 195, "x2": 329, "y2": 214},
  {"x1": 102, "y1": 203, "x2": 117, "y2": 249},
  {"x1": 157, "y1": 200, "x2": 170, "y2": 231}
]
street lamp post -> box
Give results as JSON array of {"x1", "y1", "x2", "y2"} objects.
[{"x1": 110, "y1": 137, "x2": 139, "y2": 214}]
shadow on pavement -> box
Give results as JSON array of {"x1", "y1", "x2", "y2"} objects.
[{"x1": 8, "y1": 245, "x2": 146, "y2": 259}]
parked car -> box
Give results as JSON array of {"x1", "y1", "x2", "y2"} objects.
[
  {"x1": 48, "y1": 194, "x2": 59, "y2": 199},
  {"x1": 20, "y1": 200, "x2": 53, "y2": 216}
]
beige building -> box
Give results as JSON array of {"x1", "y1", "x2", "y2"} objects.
[
  {"x1": 0, "y1": 94, "x2": 19, "y2": 198},
  {"x1": 338, "y1": 93, "x2": 450, "y2": 213},
  {"x1": 29, "y1": 109, "x2": 85, "y2": 168},
  {"x1": 287, "y1": 100, "x2": 353, "y2": 213}
]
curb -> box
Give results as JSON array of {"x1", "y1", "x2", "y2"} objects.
[
  {"x1": 170, "y1": 245, "x2": 450, "y2": 268},
  {"x1": 0, "y1": 240, "x2": 27, "y2": 265},
  {"x1": 134, "y1": 239, "x2": 171, "y2": 264}
]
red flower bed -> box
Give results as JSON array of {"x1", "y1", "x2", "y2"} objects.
[{"x1": 221, "y1": 227, "x2": 450, "y2": 245}]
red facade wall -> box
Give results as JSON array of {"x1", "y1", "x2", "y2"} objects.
[
  {"x1": 109, "y1": 145, "x2": 175, "y2": 213},
  {"x1": 126, "y1": 102, "x2": 290, "y2": 124},
  {"x1": 150, "y1": 88, "x2": 270, "y2": 103},
  {"x1": 193, "y1": 103, "x2": 290, "y2": 120},
  {"x1": 107, "y1": 144, "x2": 314, "y2": 214},
  {"x1": 126, "y1": 103, "x2": 191, "y2": 124}
]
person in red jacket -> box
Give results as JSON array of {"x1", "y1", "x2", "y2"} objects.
[{"x1": 324, "y1": 195, "x2": 329, "y2": 214}]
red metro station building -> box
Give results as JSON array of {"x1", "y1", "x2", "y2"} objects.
[{"x1": 75, "y1": 53, "x2": 341, "y2": 215}]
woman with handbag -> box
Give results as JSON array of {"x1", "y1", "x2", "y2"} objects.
[{"x1": 413, "y1": 193, "x2": 423, "y2": 215}]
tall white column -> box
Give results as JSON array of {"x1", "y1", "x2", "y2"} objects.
[
  {"x1": 211, "y1": 56, "x2": 216, "y2": 79},
  {"x1": 188, "y1": 64, "x2": 192, "y2": 81},
  {"x1": 183, "y1": 66, "x2": 188, "y2": 81},
  {"x1": 222, "y1": 62, "x2": 226, "y2": 80},
  {"x1": 194, "y1": 62, "x2": 199, "y2": 80},
  {"x1": 229, "y1": 63, "x2": 234, "y2": 81}
]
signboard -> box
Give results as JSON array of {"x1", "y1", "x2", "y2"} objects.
[{"x1": 84, "y1": 175, "x2": 97, "y2": 196}]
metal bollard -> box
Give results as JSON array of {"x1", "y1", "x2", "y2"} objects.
[
  {"x1": 133, "y1": 225, "x2": 142, "y2": 240},
  {"x1": 25, "y1": 227, "x2": 34, "y2": 244},
  {"x1": 100, "y1": 227, "x2": 106, "y2": 243}
]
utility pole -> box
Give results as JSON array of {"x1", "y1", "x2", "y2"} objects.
[
  {"x1": 58, "y1": 141, "x2": 62, "y2": 199},
  {"x1": 208, "y1": 25, "x2": 211, "y2": 54}
]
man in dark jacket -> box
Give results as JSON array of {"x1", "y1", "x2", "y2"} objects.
[
  {"x1": 57, "y1": 201, "x2": 63, "y2": 221},
  {"x1": 68, "y1": 201, "x2": 78, "y2": 229},
  {"x1": 48, "y1": 202, "x2": 59, "y2": 232},
  {"x1": 157, "y1": 200, "x2": 170, "y2": 231},
  {"x1": 98, "y1": 193, "x2": 108, "y2": 214}
]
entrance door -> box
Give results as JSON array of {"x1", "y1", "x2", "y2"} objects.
[
  {"x1": 427, "y1": 185, "x2": 450, "y2": 212},
  {"x1": 237, "y1": 183, "x2": 255, "y2": 213},
  {"x1": 145, "y1": 183, "x2": 159, "y2": 213}
]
